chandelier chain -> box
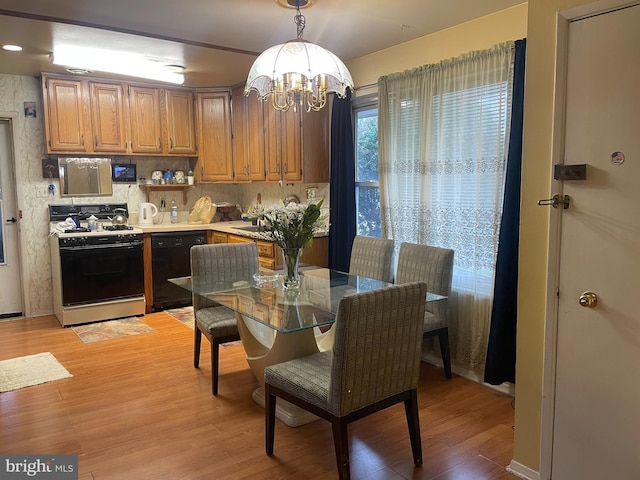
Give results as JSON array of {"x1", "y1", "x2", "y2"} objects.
[{"x1": 294, "y1": 2, "x2": 306, "y2": 40}]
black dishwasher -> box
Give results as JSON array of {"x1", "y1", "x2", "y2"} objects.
[{"x1": 151, "y1": 231, "x2": 207, "y2": 310}]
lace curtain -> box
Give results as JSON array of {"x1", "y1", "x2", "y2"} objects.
[{"x1": 378, "y1": 42, "x2": 515, "y2": 372}]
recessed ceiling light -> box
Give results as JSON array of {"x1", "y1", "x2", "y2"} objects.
[{"x1": 2, "y1": 44, "x2": 23, "y2": 52}]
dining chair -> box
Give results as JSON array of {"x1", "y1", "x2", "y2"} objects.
[
  {"x1": 348, "y1": 235, "x2": 394, "y2": 283},
  {"x1": 395, "y1": 242, "x2": 454, "y2": 378},
  {"x1": 315, "y1": 235, "x2": 395, "y2": 352},
  {"x1": 264, "y1": 282, "x2": 428, "y2": 480},
  {"x1": 190, "y1": 242, "x2": 259, "y2": 395}
]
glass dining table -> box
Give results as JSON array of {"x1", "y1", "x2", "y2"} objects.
[{"x1": 170, "y1": 267, "x2": 445, "y2": 426}]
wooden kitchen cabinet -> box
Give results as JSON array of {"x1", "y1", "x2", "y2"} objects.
[
  {"x1": 42, "y1": 76, "x2": 90, "y2": 153},
  {"x1": 165, "y1": 88, "x2": 197, "y2": 155},
  {"x1": 263, "y1": 105, "x2": 281, "y2": 182},
  {"x1": 196, "y1": 89, "x2": 234, "y2": 182},
  {"x1": 231, "y1": 86, "x2": 265, "y2": 182},
  {"x1": 128, "y1": 85, "x2": 163, "y2": 154},
  {"x1": 89, "y1": 81, "x2": 128, "y2": 153},
  {"x1": 227, "y1": 232, "x2": 328, "y2": 269},
  {"x1": 280, "y1": 106, "x2": 302, "y2": 182},
  {"x1": 228, "y1": 233, "x2": 280, "y2": 270},
  {"x1": 263, "y1": 102, "x2": 330, "y2": 184},
  {"x1": 231, "y1": 85, "x2": 249, "y2": 182},
  {"x1": 232, "y1": 85, "x2": 330, "y2": 184},
  {"x1": 210, "y1": 231, "x2": 228, "y2": 244},
  {"x1": 42, "y1": 73, "x2": 198, "y2": 157},
  {"x1": 300, "y1": 236, "x2": 329, "y2": 268}
]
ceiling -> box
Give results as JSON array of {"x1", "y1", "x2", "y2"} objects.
[{"x1": 0, "y1": 0, "x2": 524, "y2": 88}]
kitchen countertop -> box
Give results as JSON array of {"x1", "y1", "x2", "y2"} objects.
[{"x1": 136, "y1": 220, "x2": 328, "y2": 239}]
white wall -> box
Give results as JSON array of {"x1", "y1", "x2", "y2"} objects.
[{"x1": 0, "y1": 74, "x2": 50, "y2": 316}]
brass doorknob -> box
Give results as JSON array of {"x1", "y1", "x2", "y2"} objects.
[{"x1": 579, "y1": 292, "x2": 598, "y2": 308}]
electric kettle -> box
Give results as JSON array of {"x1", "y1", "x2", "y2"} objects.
[{"x1": 139, "y1": 202, "x2": 158, "y2": 226}]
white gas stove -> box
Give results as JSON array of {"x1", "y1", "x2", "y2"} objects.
[{"x1": 48, "y1": 203, "x2": 146, "y2": 326}]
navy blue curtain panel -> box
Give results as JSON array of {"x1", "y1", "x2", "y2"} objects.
[
  {"x1": 484, "y1": 39, "x2": 526, "y2": 385},
  {"x1": 328, "y1": 90, "x2": 356, "y2": 271}
]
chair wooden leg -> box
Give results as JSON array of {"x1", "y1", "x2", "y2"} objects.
[
  {"x1": 193, "y1": 327, "x2": 202, "y2": 368},
  {"x1": 438, "y1": 329, "x2": 452, "y2": 379},
  {"x1": 211, "y1": 341, "x2": 220, "y2": 396},
  {"x1": 331, "y1": 418, "x2": 350, "y2": 480},
  {"x1": 404, "y1": 389, "x2": 423, "y2": 466},
  {"x1": 265, "y1": 383, "x2": 277, "y2": 455}
]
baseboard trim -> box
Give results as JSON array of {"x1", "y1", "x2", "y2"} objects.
[
  {"x1": 507, "y1": 460, "x2": 540, "y2": 480},
  {"x1": 420, "y1": 352, "x2": 515, "y2": 396}
]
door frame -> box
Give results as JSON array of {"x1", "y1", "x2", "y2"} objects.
[
  {"x1": 0, "y1": 113, "x2": 28, "y2": 318},
  {"x1": 539, "y1": 1, "x2": 640, "y2": 478}
]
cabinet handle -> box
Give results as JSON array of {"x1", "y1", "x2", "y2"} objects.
[
  {"x1": 81, "y1": 134, "x2": 84, "y2": 146},
  {"x1": 95, "y1": 135, "x2": 98, "y2": 147},
  {"x1": 170, "y1": 138, "x2": 174, "y2": 149},
  {"x1": 157, "y1": 138, "x2": 161, "y2": 148}
]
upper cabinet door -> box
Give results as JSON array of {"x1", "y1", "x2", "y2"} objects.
[
  {"x1": 231, "y1": 85, "x2": 249, "y2": 182},
  {"x1": 89, "y1": 81, "x2": 127, "y2": 153},
  {"x1": 281, "y1": 107, "x2": 302, "y2": 183},
  {"x1": 232, "y1": 87, "x2": 266, "y2": 182},
  {"x1": 196, "y1": 90, "x2": 233, "y2": 182},
  {"x1": 43, "y1": 76, "x2": 90, "y2": 153},
  {"x1": 165, "y1": 89, "x2": 196, "y2": 155},
  {"x1": 263, "y1": 106, "x2": 281, "y2": 182},
  {"x1": 128, "y1": 85, "x2": 163, "y2": 154},
  {"x1": 245, "y1": 93, "x2": 266, "y2": 181}
]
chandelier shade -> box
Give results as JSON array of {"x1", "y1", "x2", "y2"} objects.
[{"x1": 244, "y1": 2, "x2": 353, "y2": 112}]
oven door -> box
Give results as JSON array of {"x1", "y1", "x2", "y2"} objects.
[{"x1": 59, "y1": 243, "x2": 144, "y2": 306}]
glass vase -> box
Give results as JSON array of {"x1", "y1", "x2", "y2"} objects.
[{"x1": 281, "y1": 247, "x2": 302, "y2": 290}]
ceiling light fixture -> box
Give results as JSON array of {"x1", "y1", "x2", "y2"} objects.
[
  {"x1": 2, "y1": 44, "x2": 23, "y2": 52},
  {"x1": 51, "y1": 46, "x2": 185, "y2": 85},
  {"x1": 244, "y1": 0, "x2": 353, "y2": 112}
]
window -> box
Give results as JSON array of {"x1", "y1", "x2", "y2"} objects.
[
  {"x1": 377, "y1": 43, "x2": 515, "y2": 370},
  {"x1": 353, "y1": 95, "x2": 380, "y2": 237}
]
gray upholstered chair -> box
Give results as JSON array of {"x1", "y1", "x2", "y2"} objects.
[
  {"x1": 315, "y1": 235, "x2": 395, "y2": 352},
  {"x1": 190, "y1": 242, "x2": 259, "y2": 395},
  {"x1": 395, "y1": 242, "x2": 454, "y2": 378},
  {"x1": 264, "y1": 282, "x2": 428, "y2": 480},
  {"x1": 348, "y1": 235, "x2": 394, "y2": 283}
]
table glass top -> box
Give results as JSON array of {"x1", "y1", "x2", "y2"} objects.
[{"x1": 169, "y1": 267, "x2": 445, "y2": 334}]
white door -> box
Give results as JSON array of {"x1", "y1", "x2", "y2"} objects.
[
  {"x1": 0, "y1": 119, "x2": 23, "y2": 317},
  {"x1": 552, "y1": 5, "x2": 640, "y2": 479}
]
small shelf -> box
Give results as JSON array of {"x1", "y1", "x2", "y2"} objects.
[{"x1": 139, "y1": 184, "x2": 193, "y2": 204}]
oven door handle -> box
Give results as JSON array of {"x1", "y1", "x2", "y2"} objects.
[{"x1": 59, "y1": 243, "x2": 142, "y2": 252}]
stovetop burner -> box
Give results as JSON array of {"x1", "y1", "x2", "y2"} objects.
[
  {"x1": 63, "y1": 227, "x2": 91, "y2": 233},
  {"x1": 48, "y1": 203, "x2": 130, "y2": 222},
  {"x1": 103, "y1": 225, "x2": 133, "y2": 231}
]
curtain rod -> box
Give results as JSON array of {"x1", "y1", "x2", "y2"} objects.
[
  {"x1": 354, "y1": 42, "x2": 518, "y2": 92},
  {"x1": 355, "y1": 82, "x2": 377, "y2": 91}
]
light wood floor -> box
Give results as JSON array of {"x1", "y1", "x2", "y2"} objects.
[{"x1": 0, "y1": 313, "x2": 518, "y2": 480}]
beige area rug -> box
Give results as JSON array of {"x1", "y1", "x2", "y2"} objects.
[
  {"x1": 71, "y1": 317, "x2": 155, "y2": 343},
  {"x1": 165, "y1": 306, "x2": 195, "y2": 329},
  {"x1": 0, "y1": 352, "x2": 72, "y2": 392}
]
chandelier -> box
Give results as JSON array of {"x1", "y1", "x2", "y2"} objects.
[{"x1": 244, "y1": 0, "x2": 353, "y2": 112}]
